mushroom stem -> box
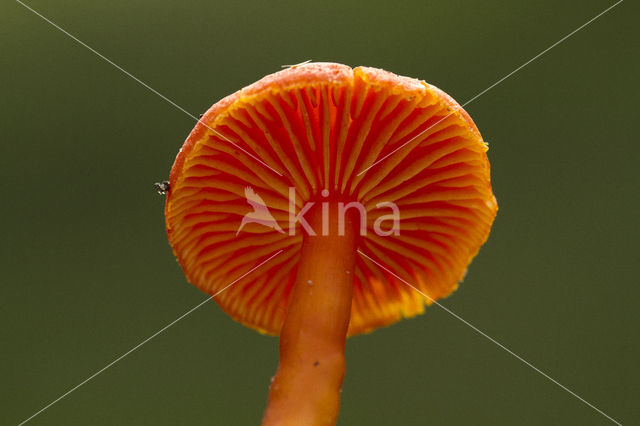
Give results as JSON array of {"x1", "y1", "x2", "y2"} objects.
[{"x1": 262, "y1": 201, "x2": 358, "y2": 426}]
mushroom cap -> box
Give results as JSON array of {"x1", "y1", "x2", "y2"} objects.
[{"x1": 165, "y1": 63, "x2": 497, "y2": 336}]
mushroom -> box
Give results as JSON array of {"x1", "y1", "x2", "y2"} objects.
[{"x1": 163, "y1": 63, "x2": 497, "y2": 425}]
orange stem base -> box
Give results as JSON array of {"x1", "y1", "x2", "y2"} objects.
[{"x1": 262, "y1": 203, "x2": 358, "y2": 426}]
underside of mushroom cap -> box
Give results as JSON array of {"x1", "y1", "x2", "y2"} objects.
[{"x1": 166, "y1": 62, "x2": 497, "y2": 336}]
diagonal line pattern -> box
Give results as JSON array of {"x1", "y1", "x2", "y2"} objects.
[
  {"x1": 14, "y1": 0, "x2": 283, "y2": 177},
  {"x1": 13, "y1": 0, "x2": 625, "y2": 424},
  {"x1": 356, "y1": 0, "x2": 624, "y2": 176},
  {"x1": 357, "y1": 250, "x2": 622, "y2": 425},
  {"x1": 17, "y1": 250, "x2": 283, "y2": 426}
]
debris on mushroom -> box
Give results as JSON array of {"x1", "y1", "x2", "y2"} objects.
[{"x1": 154, "y1": 181, "x2": 170, "y2": 195}]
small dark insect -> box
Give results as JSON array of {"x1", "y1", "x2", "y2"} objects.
[
  {"x1": 199, "y1": 113, "x2": 204, "y2": 118},
  {"x1": 154, "y1": 181, "x2": 170, "y2": 195}
]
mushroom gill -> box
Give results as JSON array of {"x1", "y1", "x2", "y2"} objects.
[{"x1": 166, "y1": 62, "x2": 496, "y2": 338}]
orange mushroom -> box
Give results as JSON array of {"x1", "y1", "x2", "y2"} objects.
[{"x1": 163, "y1": 62, "x2": 497, "y2": 425}]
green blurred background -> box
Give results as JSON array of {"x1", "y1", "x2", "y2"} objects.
[{"x1": 2, "y1": 0, "x2": 638, "y2": 424}]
